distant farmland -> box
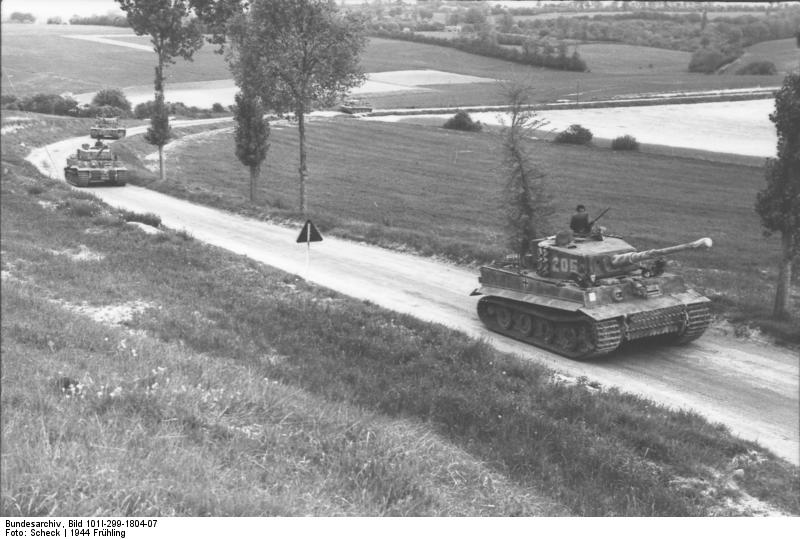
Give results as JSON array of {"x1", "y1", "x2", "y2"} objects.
[{"x1": 0, "y1": 24, "x2": 788, "y2": 108}]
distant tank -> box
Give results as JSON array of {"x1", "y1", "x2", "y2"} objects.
[
  {"x1": 471, "y1": 229, "x2": 713, "y2": 359},
  {"x1": 340, "y1": 99, "x2": 373, "y2": 114},
  {"x1": 89, "y1": 117, "x2": 126, "y2": 140},
  {"x1": 64, "y1": 142, "x2": 127, "y2": 187}
]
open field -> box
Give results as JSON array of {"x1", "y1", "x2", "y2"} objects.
[
  {"x1": 106, "y1": 115, "x2": 798, "y2": 340},
  {"x1": 374, "y1": 99, "x2": 777, "y2": 158},
  {"x1": 1, "y1": 24, "x2": 787, "y2": 109},
  {"x1": 570, "y1": 43, "x2": 692, "y2": 75},
  {"x1": 731, "y1": 38, "x2": 800, "y2": 74},
  {"x1": 2, "y1": 125, "x2": 798, "y2": 516},
  {"x1": 0, "y1": 24, "x2": 232, "y2": 95}
]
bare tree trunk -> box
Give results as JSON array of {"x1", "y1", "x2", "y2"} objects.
[
  {"x1": 249, "y1": 163, "x2": 260, "y2": 203},
  {"x1": 773, "y1": 230, "x2": 795, "y2": 318},
  {"x1": 155, "y1": 54, "x2": 166, "y2": 182},
  {"x1": 297, "y1": 111, "x2": 308, "y2": 214}
]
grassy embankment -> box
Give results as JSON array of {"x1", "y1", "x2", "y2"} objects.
[
  {"x1": 2, "y1": 116, "x2": 799, "y2": 517},
  {"x1": 116, "y1": 115, "x2": 799, "y2": 343}
]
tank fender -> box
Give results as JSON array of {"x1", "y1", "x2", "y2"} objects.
[
  {"x1": 470, "y1": 285, "x2": 583, "y2": 312},
  {"x1": 578, "y1": 290, "x2": 709, "y2": 320}
]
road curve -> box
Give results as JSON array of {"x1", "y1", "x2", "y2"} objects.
[{"x1": 26, "y1": 126, "x2": 799, "y2": 465}]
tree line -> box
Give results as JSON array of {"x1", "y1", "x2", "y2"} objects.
[
  {"x1": 369, "y1": 29, "x2": 587, "y2": 72},
  {"x1": 498, "y1": 8, "x2": 799, "y2": 74}
]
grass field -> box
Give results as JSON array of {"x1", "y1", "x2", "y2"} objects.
[
  {"x1": 112, "y1": 115, "x2": 798, "y2": 341},
  {"x1": 0, "y1": 24, "x2": 232, "y2": 95},
  {"x1": 733, "y1": 38, "x2": 800, "y2": 74},
  {"x1": 570, "y1": 43, "x2": 691, "y2": 75},
  {"x1": 1, "y1": 24, "x2": 787, "y2": 109},
  {"x1": 2, "y1": 133, "x2": 798, "y2": 515}
]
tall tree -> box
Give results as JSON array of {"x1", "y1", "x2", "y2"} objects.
[
  {"x1": 188, "y1": 0, "x2": 244, "y2": 52},
  {"x1": 116, "y1": 0, "x2": 204, "y2": 181},
  {"x1": 233, "y1": 91, "x2": 270, "y2": 203},
  {"x1": 231, "y1": 0, "x2": 367, "y2": 214},
  {"x1": 225, "y1": 10, "x2": 270, "y2": 203},
  {"x1": 755, "y1": 71, "x2": 800, "y2": 319},
  {"x1": 500, "y1": 81, "x2": 554, "y2": 262}
]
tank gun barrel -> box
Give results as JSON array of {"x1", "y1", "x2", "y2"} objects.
[{"x1": 610, "y1": 237, "x2": 712, "y2": 267}]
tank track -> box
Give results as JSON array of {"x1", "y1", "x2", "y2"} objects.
[
  {"x1": 64, "y1": 168, "x2": 89, "y2": 187},
  {"x1": 477, "y1": 296, "x2": 622, "y2": 359},
  {"x1": 674, "y1": 302, "x2": 712, "y2": 344},
  {"x1": 478, "y1": 297, "x2": 711, "y2": 358}
]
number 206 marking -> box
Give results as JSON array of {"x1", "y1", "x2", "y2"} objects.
[{"x1": 551, "y1": 256, "x2": 578, "y2": 274}]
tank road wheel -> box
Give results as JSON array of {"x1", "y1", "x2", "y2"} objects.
[
  {"x1": 516, "y1": 313, "x2": 533, "y2": 337},
  {"x1": 534, "y1": 318, "x2": 554, "y2": 343},
  {"x1": 574, "y1": 324, "x2": 594, "y2": 355},
  {"x1": 495, "y1": 306, "x2": 513, "y2": 330},
  {"x1": 555, "y1": 325, "x2": 578, "y2": 353}
]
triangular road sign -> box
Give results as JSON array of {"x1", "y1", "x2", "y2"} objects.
[{"x1": 296, "y1": 219, "x2": 323, "y2": 243}]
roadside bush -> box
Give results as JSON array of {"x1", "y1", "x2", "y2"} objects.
[
  {"x1": 2, "y1": 95, "x2": 19, "y2": 108},
  {"x1": 688, "y1": 48, "x2": 740, "y2": 74},
  {"x1": 133, "y1": 100, "x2": 159, "y2": 120},
  {"x1": 65, "y1": 199, "x2": 99, "y2": 218},
  {"x1": 736, "y1": 61, "x2": 777, "y2": 75},
  {"x1": 554, "y1": 124, "x2": 593, "y2": 145},
  {"x1": 92, "y1": 89, "x2": 132, "y2": 114},
  {"x1": 16, "y1": 94, "x2": 77, "y2": 116},
  {"x1": 69, "y1": 14, "x2": 128, "y2": 27},
  {"x1": 442, "y1": 111, "x2": 482, "y2": 132},
  {"x1": 121, "y1": 210, "x2": 162, "y2": 228},
  {"x1": 611, "y1": 135, "x2": 640, "y2": 151},
  {"x1": 134, "y1": 100, "x2": 214, "y2": 120},
  {"x1": 211, "y1": 102, "x2": 226, "y2": 113},
  {"x1": 70, "y1": 104, "x2": 127, "y2": 119}
]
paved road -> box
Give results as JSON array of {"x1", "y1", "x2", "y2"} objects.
[{"x1": 27, "y1": 126, "x2": 799, "y2": 465}]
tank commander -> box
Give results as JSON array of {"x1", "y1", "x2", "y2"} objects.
[{"x1": 570, "y1": 204, "x2": 591, "y2": 235}]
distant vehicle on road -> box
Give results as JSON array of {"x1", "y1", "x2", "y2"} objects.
[
  {"x1": 340, "y1": 99, "x2": 373, "y2": 114},
  {"x1": 90, "y1": 117, "x2": 126, "y2": 140}
]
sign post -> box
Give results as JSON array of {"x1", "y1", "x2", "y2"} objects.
[{"x1": 296, "y1": 219, "x2": 323, "y2": 275}]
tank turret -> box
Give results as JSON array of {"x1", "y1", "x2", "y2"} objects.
[
  {"x1": 472, "y1": 232, "x2": 713, "y2": 359},
  {"x1": 534, "y1": 235, "x2": 712, "y2": 283}
]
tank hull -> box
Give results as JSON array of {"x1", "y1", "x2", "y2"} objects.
[
  {"x1": 476, "y1": 292, "x2": 710, "y2": 359},
  {"x1": 64, "y1": 166, "x2": 127, "y2": 187},
  {"x1": 90, "y1": 127, "x2": 127, "y2": 140}
]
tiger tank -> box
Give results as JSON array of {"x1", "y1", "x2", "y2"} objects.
[
  {"x1": 471, "y1": 230, "x2": 713, "y2": 359},
  {"x1": 64, "y1": 142, "x2": 127, "y2": 187},
  {"x1": 89, "y1": 117, "x2": 126, "y2": 140}
]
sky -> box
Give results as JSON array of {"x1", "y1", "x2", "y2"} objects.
[
  {"x1": 1, "y1": 0, "x2": 124, "y2": 23},
  {"x1": 0, "y1": 0, "x2": 411, "y2": 23}
]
